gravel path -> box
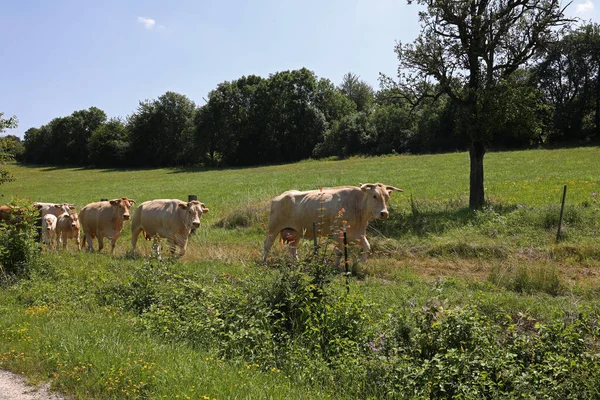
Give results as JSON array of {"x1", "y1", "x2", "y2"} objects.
[{"x1": 0, "y1": 370, "x2": 64, "y2": 400}]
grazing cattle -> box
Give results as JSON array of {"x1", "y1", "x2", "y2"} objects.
[
  {"x1": 33, "y1": 202, "x2": 74, "y2": 242},
  {"x1": 131, "y1": 199, "x2": 209, "y2": 258},
  {"x1": 79, "y1": 197, "x2": 135, "y2": 253},
  {"x1": 263, "y1": 183, "x2": 403, "y2": 264},
  {"x1": 33, "y1": 202, "x2": 74, "y2": 218},
  {"x1": 56, "y1": 212, "x2": 81, "y2": 250},
  {"x1": 42, "y1": 214, "x2": 58, "y2": 246}
]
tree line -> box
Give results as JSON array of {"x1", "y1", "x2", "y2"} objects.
[{"x1": 3, "y1": 23, "x2": 599, "y2": 172}]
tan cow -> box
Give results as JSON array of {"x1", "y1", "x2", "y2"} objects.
[
  {"x1": 79, "y1": 197, "x2": 135, "y2": 253},
  {"x1": 0, "y1": 205, "x2": 20, "y2": 223},
  {"x1": 56, "y1": 212, "x2": 81, "y2": 250},
  {"x1": 42, "y1": 214, "x2": 58, "y2": 246},
  {"x1": 263, "y1": 183, "x2": 403, "y2": 264},
  {"x1": 131, "y1": 199, "x2": 209, "y2": 258}
]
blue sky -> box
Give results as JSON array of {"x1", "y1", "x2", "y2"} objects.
[{"x1": 0, "y1": 0, "x2": 595, "y2": 138}]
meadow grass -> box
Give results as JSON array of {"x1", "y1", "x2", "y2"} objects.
[{"x1": 1, "y1": 146, "x2": 600, "y2": 398}]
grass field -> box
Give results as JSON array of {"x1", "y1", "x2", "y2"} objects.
[{"x1": 1, "y1": 147, "x2": 600, "y2": 399}]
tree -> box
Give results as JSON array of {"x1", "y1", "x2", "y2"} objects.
[
  {"x1": 534, "y1": 23, "x2": 600, "y2": 142},
  {"x1": 0, "y1": 113, "x2": 18, "y2": 185},
  {"x1": 128, "y1": 92, "x2": 196, "y2": 167},
  {"x1": 338, "y1": 73, "x2": 375, "y2": 112},
  {"x1": 388, "y1": 0, "x2": 569, "y2": 208},
  {"x1": 87, "y1": 118, "x2": 130, "y2": 167}
]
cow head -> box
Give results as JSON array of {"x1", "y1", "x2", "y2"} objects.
[
  {"x1": 43, "y1": 214, "x2": 57, "y2": 230},
  {"x1": 177, "y1": 200, "x2": 209, "y2": 229},
  {"x1": 109, "y1": 197, "x2": 135, "y2": 221},
  {"x1": 55, "y1": 203, "x2": 72, "y2": 216},
  {"x1": 360, "y1": 183, "x2": 403, "y2": 220},
  {"x1": 66, "y1": 212, "x2": 80, "y2": 229}
]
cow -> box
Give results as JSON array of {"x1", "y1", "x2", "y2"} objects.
[
  {"x1": 42, "y1": 214, "x2": 58, "y2": 246},
  {"x1": 79, "y1": 197, "x2": 135, "y2": 253},
  {"x1": 33, "y1": 202, "x2": 74, "y2": 218},
  {"x1": 33, "y1": 202, "x2": 74, "y2": 242},
  {"x1": 0, "y1": 205, "x2": 20, "y2": 223},
  {"x1": 56, "y1": 212, "x2": 81, "y2": 250},
  {"x1": 263, "y1": 183, "x2": 403, "y2": 265},
  {"x1": 131, "y1": 199, "x2": 209, "y2": 258}
]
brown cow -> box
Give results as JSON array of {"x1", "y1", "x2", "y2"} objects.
[
  {"x1": 263, "y1": 183, "x2": 403, "y2": 264},
  {"x1": 79, "y1": 197, "x2": 135, "y2": 253},
  {"x1": 56, "y1": 212, "x2": 81, "y2": 250},
  {"x1": 131, "y1": 199, "x2": 209, "y2": 258},
  {"x1": 0, "y1": 205, "x2": 20, "y2": 223}
]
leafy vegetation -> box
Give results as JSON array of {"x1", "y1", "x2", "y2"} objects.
[{"x1": 0, "y1": 147, "x2": 599, "y2": 398}]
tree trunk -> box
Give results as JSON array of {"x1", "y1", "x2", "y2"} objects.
[{"x1": 469, "y1": 141, "x2": 486, "y2": 209}]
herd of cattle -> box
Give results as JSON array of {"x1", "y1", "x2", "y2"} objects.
[{"x1": 0, "y1": 183, "x2": 403, "y2": 262}]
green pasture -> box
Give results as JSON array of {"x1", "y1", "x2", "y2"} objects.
[{"x1": 1, "y1": 147, "x2": 600, "y2": 399}]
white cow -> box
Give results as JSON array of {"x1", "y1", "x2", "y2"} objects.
[
  {"x1": 42, "y1": 214, "x2": 58, "y2": 246},
  {"x1": 131, "y1": 199, "x2": 209, "y2": 258},
  {"x1": 263, "y1": 183, "x2": 403, "y2": 264}
]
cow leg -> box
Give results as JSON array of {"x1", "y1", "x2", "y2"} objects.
[
  {"x1": 110, "y1": 234, "x2": 120, "y2": 254},
  {"x1": 359, "y1": 235, "x2": 371, "y2": 263},
  {"x1": 288, "y1": 238, "x2": 301, "y2": 261},
  {"x1": 131, "y1": 227, "x2": 142, "y2": 253},
  {"x1": 97, "y1": 235, "x2": 104, "y2": 252},
  {"x1": 263, "y1": 233, "x2": 277, "y2": 262},
  {"x1": 62, "y1": 233, "x2": 68, "y2": 250},
  {"x1": 75, "y1": 233, "x2": 81, "y2": 251},
  {"x1": 84, "y1": 232, "x2": 94, "y2": 252}
]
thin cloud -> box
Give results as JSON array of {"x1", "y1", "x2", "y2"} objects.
[
  {"x1": 576, "y1": 0, "x2": 594, "y2": 14},
  {"x1": 137, "y1": 16, "x2": 157, "y2": 29}
]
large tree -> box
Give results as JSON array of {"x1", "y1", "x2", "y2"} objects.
[{"x1": 389, "y1": 0, "x2": 568, "y2": 208}]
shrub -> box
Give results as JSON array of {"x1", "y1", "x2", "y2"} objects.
[{"x1": 0, "y1": 199, "x2": 40, "y2": 280}]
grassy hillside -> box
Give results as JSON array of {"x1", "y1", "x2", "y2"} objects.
[{"x1": 1, "y1": 147, "x2": 600, "y2": 399}]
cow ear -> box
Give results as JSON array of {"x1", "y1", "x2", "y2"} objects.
[
  {"x1": 109, "y1": 199, "x2": 119, "y2": 205},
  {"x1": 128, "y1": 199, "x2": 136, "y2": 206},
  {"x1": 360, "y1": 183, "x2": 375, "y2": 192},
  {"x1": 68, "y1": 204, "x2": 76, "y2": 209},
  {"x1": 201, "y1": 205, "x2": 209, "y2": 214},
  {"x1": 178, "y1": 203, "x2": 187, "y2": 210},
  {"x1": 33, "y1": 204, "x2": 42, "y2": 210},
  {"x1": 53, "y1": 204, "x2": 61, "y2": 208}
]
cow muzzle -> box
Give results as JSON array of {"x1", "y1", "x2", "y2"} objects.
[
  {"x1": 123, "y1": 214, "x2": 130, "y2": 220},
  {"x1": 380, "y1": 211, "x2": 389, "y2": 220},
  {"x1": 192, "y1": 221, "x2": 200, "y2": 228}
]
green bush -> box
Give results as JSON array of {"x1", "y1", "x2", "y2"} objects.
[{"x1": 0, "y1": 199, "x2": 40, "y2": 280}]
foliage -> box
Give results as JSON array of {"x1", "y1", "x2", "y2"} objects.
[
  {"x1": 128, "y1": 92, "x2": 196, "y2": 167},
  {"x1": 533, "y1": 22, "x2": 600, "y2": 143},
  {"x1": 87, "y1": 118, "x2": 130, "y2": 167},
  {"x1": 0, "y1": 199, "x2": 41, "y2": 280},
  {"x1": 1, "y1": 112, "x2": 19, "y2": 186},
  {"x1": 388, "y1": 0, "x2": 569, "y2": 207}
]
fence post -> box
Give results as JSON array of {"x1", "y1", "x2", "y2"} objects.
[
  {"x1": 556, "y1": 185, "x2": 567, "y2": 242},
  {"x1": 100, "y1": 198, "x2": 108, "y2": 201}
]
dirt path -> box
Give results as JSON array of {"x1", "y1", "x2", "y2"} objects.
[{"x1": 0, "y1": 370, "x2": 64, "y2": 400}]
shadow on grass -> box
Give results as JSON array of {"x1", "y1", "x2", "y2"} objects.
[{"x1": 371, "y1": 202, "x2": 519, "y2": 238}]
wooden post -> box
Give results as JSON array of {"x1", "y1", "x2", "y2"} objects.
[
  {"x1": 344, "y1": 230, "x2": 349, "y2": 294},
  {"x1": 100, "y1": 198, "x2": 108, "y2": 201},
  {"x1": 556, "y1": 185, "x2": 567, "y2": 242},
  {"x1": 313, "y1": 222, "x2": 318, "y2": 255}
]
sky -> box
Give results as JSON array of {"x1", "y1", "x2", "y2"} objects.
[{"x1": 0, "y1": 0, "x2": 597, "y2": 138}]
